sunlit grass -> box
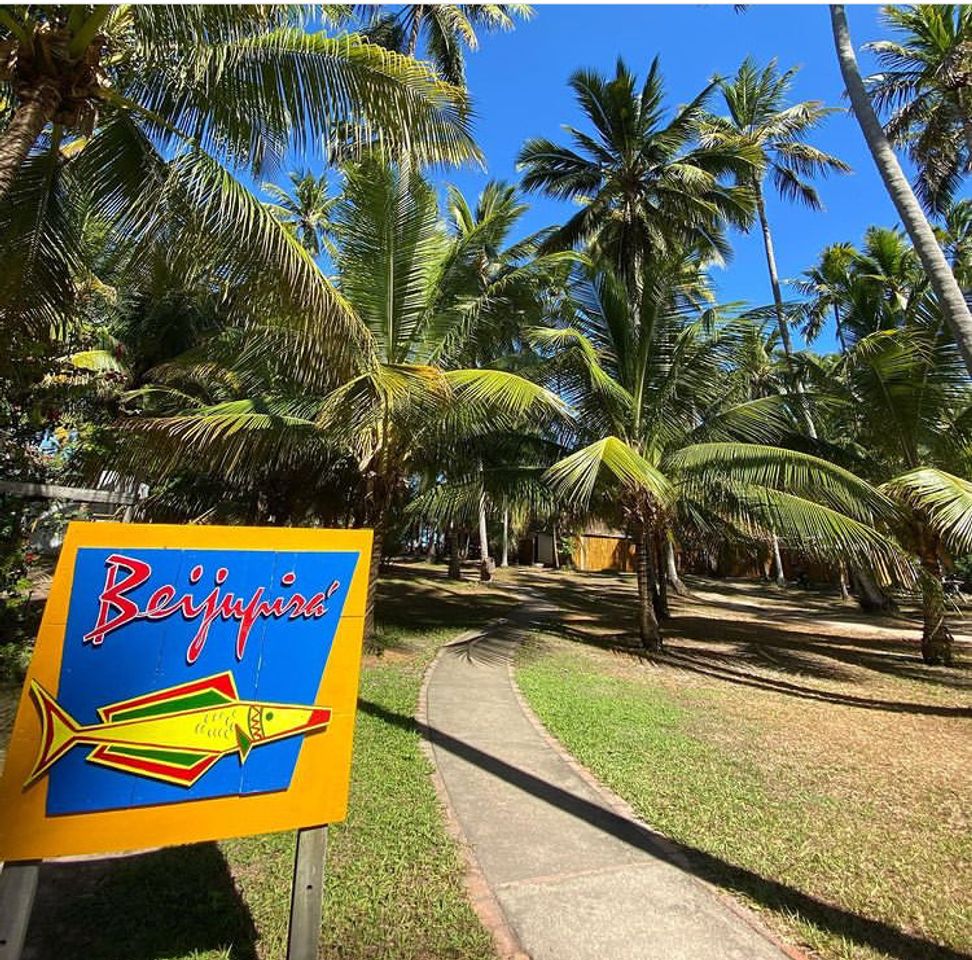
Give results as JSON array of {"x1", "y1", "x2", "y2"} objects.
[{"x1": 517, "y1": 636, "x2": 972, "y2": 960}]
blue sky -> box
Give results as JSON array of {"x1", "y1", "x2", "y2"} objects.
[
  {"x1": 424, "y1": 4, "x2": 943, "y2": 353},
  {"x1": 276, "y1": 5, "x2": 958, "y2": 353}
]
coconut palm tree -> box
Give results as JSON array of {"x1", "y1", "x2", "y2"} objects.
[
  {"x1": 702, "y1": 57, "x2": 850, "y2": 370},
  {"x1": 799, "y1": 226, "x2": 926, "y2": 353},
  {"x1": 865, "y1": 4, "x2": 972, "y2": 215},
  {"x1": 829, "y1": 309, "x2": 972, "y2": 663},
  {"x1": 795, "y1": 242, "x2": 856, "y2": 350},
  {"x1": 532, "y1": 253, "x2": 901, "y2": 651},
  {"x1": 0, "y1": 4, "x2": 479, "y2": 343},
  {"x1": 517, "y1": 58, "x2": 759, "y2": 285},
  {"x1": 363, "y1": 4, "x2": 532, "y2": 85},
  {"x1": 121, "y1": 161, "x2": 569, "y2": 641},
  {"x1": 830, "y1": 4, "x2": 972, "y2": 378},
  {"x1": 263, "y1": 170, "x2": 337, "y2": 258}
]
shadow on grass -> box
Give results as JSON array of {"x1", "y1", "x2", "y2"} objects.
[
  {"x1": 359, "y1": 697, "x2": 970, "y2": 960},
  {"x1": 522, "y1": 572, "x2": 972, "y2": 696},
  {"x1": 376, "y1": 566, "x2": 519, "y2": 639},
  {"x1": 27, "y1": 843, "x2": 258, "y2": 960}
]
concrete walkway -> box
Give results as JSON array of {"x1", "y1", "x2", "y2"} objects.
[{"x1": 422, "y1": 606, "x2": 793, "y2": 960}]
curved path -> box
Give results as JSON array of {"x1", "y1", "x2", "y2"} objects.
[{"x1": 421, "y1": 601, "x2": 795, "y2": 960}]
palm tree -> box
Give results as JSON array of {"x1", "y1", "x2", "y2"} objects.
[
  {"x1": 795, "y1": 242, "x2": 856, "y2": 350},
  {"x1": 533, "y1": 253, "x2": 900, "y2": 651},
  {"x1": 829, "y1": 310, "x2": 972, "y2": 663},
  {"x1": 865, "y1": 4, "x2": 972, "y2": 214},
  {"x1": 364, "y1": 5, "x2": 532, "y2": 85},
  {"x1": 517, "y1": 58, "x2": 759, "y2": 285},
  {"x1": 936, "y1": 198, "x2": 972, "y2": 284},
  {"x1": 263, "y1": 171, "x2": 337, "y2": 258},
  {"x1": 703, "y1": 57, "x2": 850, "y2": 371},
  {"x1": 830, "y1": 4, "x2": 972, "y2": 379},
  {"x1": 122, "y1": 161, "x2": 568, "y2": 641},
  {"x1": 799, "y1": 226, "x2": 926, "y2": 352},
  {"x1": 0, "y1": 5, "x2": 479, "y2": 344}
]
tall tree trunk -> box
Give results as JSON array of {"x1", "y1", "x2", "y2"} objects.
[
  {"x1": 920, "y1": 567, "x2": 954, "y2": 665},
  {"x1": 831, "y1": 4, "x2": 972, "y2": 378},
  {"x1": 552, "y1": 521, "x2": 560, "y2": 570},
  {"x1": 363, "y1": 525, "x2": 384, "y2": 650},
  {"x1": 500, "y1": 501, "x2": 509, "y2": 567},
  {"x1": 665, "y1": 536, "x2": 688, "y2": 596},
  {"x1": 772, "y1": 533, "x2": 786, "y2": 587},
  {"x1": 0, "y1": 78, "x2": 61, "y2": 203},
  {"x1": 755, "y1": 181, "x2": 817, "y2": 438},
  {"x1": 426, "y1": 525, "x2": 436, "y2": 562},
  {"x1": 838, "y1": 559, "x2": 851, "y2": 600},
  {"x1": 478, "y1": 482, "x2": 492, "y2": 582},
  {"x1": 635, "y1": 527, "x2": 663, "y2": 652},
  {"x1": 851, "y1": 564, "x2": 896, "y2": 613},
  {"x1": 652, "y1": 530, "x2": 670, "y2": 620},
  {"x1": 447, "y1": 523, "x2": 461, "y2": 580},
  {"x1": 834, "y1": 304, "x2": 848, "y2": 354}
]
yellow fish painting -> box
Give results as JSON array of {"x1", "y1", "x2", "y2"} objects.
[{"x1": 28, "y1": 672, "x2": 331, "y2": 788}]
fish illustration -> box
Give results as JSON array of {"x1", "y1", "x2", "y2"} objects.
[{"x1": 28, "y1": 672, "x2": 331, "y2": 788}]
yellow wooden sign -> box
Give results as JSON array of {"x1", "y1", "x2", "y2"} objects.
[{"x1": 0, "y1": 522, "x2": 372, "y2": 861}]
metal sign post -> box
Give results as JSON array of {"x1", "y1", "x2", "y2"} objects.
[
  {"x1": 286, "y1": 826, "x2": 329, "y2": 960},
  {"x1": 0, "y1": 861, "x2": 40, "y2": 960}
]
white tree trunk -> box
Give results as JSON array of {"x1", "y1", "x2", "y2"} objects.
[
  {"x1": 665, "y1": 537, "x2": 688, "y2": 596},
  {"x1": 831, "y1": 4, "x2": 972, "y2": 377},
  {"x1": 478, "y1": 484, "x2": 492, "y2": 582},
  {"x1": 500, "y1": 502, "x2": 509, "y2": 567},
  {"x1": 755, "y1": 183, "x2": 817, "y2": 438},
  {"x1": 772, "y1": 534, "x2": 786, "y2": 587}
]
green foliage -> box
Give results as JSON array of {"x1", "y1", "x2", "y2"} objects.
[{"x1": 865, "y1": 4, "x2": 972, "y2": 213}]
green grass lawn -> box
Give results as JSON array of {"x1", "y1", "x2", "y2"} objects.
[
  {"x1": 18, "y1": 562, "x2": 516, "y2": 960},
  {"x1": 515, "y1": 573, "x2": 972, "y2": 960}
]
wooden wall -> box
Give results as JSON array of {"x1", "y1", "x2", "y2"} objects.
[{"x1": 574, "y1": 534, "x2": 636, "y2": 573}]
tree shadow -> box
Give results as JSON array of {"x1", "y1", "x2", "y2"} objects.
[
  {"x1": 376, "y1": 566, "x2": 519, "y2": 639},
  {"x1": 517, "y1": 572, "x2": 972, "y2": 700},
  {"x1": 26, "y1": 843, "x2": 258, "y2": 960},
  {"x1": 360, "y1": 697, "x2": 971, "y2": 960}
]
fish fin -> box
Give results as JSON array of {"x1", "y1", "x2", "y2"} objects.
[
  {"x1": 87, "y1": 744, "x2": 221, "y2": 787},
  {"x1": 235, "y1": 725, "x2": 252, "y2": 762},
  {"x1": 26, "y1": 681, "x2": 81, "y2": 785},
  {"x1": 98, "y1": 672, "x2": 239, "y2": 723}
]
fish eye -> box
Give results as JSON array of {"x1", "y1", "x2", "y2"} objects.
[{"x1": 265, "y1": 711, "x2": 274, "y2": 720}]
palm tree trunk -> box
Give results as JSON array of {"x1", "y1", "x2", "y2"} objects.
[
  {"x1": 755, "y1": 181, "x2": 817, "y2": 438},
  {"x1": 834, "y1": 304, "x2": 848, "y2": 354},
  {"x1": 772, "y1": 533, "x2": 786, "y2": 587},
  {"x1": 838, "y1": 559, "x2": 851, "y2": 600},
  {"x1": 363, "y1": 525, "x2": 384, "y2": 650},
  {"x1": 652, "y1": 530, "x2": 670, "y2": 620},
  {"x1": 0, "y1": 78, "x2": 61, "y2": 203},
  {"x1": 552, "y1": 521, "x2": 560, "y2": 570},
  {"x1": 665, "y1": 536, "x2": 688, "y2": 596},
  {"x1": 500, "y1": 501, "x2": 509, "y2": 567},
  {"x1": 447, "y1": 523, "x2": 462, "y2": 579},
  {"x1": 920, "y1": 567, "x2": 954, "y2": 665},
  {"x1": 478, "y1": 483, "x2": 493, "y2": 582},
  {"x1": 635, "y1": 527, "x2": 663, "y2": 652},
  {"x1": 851, "y1": 563, "x2": 896, "y2": 613},
  {"x1": 831, "y1": 4, "x2": 972, "y2": 378}
]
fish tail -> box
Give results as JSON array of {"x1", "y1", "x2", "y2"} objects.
[{"x1": 27, "y1": 680, "x2": 81, "y2": 784}]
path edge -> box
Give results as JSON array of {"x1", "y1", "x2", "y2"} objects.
[
  {"x1": 506, "y1": 653, "x2": 811, "y2": 960},
  {"x1": 417, "y1": 631, "x2": 529, "y2": 960}
]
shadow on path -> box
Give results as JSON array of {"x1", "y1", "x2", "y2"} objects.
[{"x1": 361, "y1": 696, "x2": 970, "y2": 960}]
